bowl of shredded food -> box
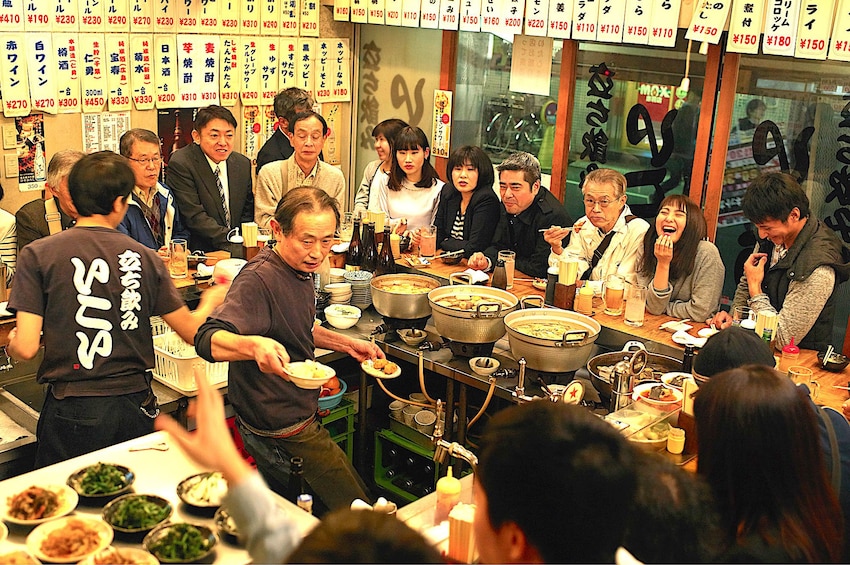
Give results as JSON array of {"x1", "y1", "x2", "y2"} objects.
[
  {"x1": 67, "y1": 463, "x2": 135, "y2": 500},
  {"x1": 26, "y1": 516, "x2": 113, "y2": 564},
  {"x1": 144, "y1": 522, "x2": 217, "y2": 564},
  {"x1": 102, "y1": 494, "x2": 173, "y2": 537},
  {"x1": 3, "y1": 484, "x2": 79, "y2": 525},
  {"x1": 176, "y1": 472, "x2": 228, "y2": 511},
  {"x1": 78, "y1": 546, "x2": 160, "y2": 565}
]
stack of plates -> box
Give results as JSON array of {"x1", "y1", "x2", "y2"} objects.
[
  {"x1": 329, "y1": 268, "x2": 346, "y2": 284},
  {"x1": 344, "y1": 270, "x2": 373, "y2": 308}
]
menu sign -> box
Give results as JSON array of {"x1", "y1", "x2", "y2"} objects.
[{"x1": 762, "y1": 0, "x2": 802, "y2": 56}]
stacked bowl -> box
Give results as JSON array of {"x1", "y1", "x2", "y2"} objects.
[
  {"x1": 326, "y1": 282, "x2": 352, "y2": 305},
  {"x1": 344, "y1": 271, "x2": 373, "y2": 308},
  {"x1": 329, "y1": 268, "x2": 347, "y2": 284}
]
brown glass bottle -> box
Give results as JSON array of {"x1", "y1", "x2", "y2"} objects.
[
  {"x1": 376, "y1": 225, "x2": 397, "y2": 275},
  {"x1": 361, "y1": 220, "x2": 378, "y2": 272},
  {"x1": 491, "y1": 259, "x2": 508, "y2": 289},
  {"x1": 345, "y1": 217, "x2": 362, "y2": 271}
]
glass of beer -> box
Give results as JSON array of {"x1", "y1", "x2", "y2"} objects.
[
  {"x1": 498, "y1": 250, "x2": 516, "y2": 289},
  {"x1": 603, "y1": 274, "x2": 625, "y2": 316},
  {"x1": 419, "y1": 224, "x2": 437, "y2": 258},
  {"x1": 169, "y1": 238, "x2": 189, "y2": 279}
]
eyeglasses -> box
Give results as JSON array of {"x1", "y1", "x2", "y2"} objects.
[
  {"x1": 128, "y1": 156, "x2": 163, "y2": 166},
  {"x1": 583, "y1": 196, "x2": 619, "y2": 209}
]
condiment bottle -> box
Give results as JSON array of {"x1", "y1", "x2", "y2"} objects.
[
  {"x1": 682, "y1": 344, "x2": 695, "y2": 374},
  {"x1": 345, "y1": 216, "x2": 362, "y2": 271},
  {"x1": 780, "y1": 337, "x2": 800, "y2": 373},
  {"x1": 491, "y1": 259, "x2": 508, "y2": 290},
  {"x1": 575, "y1": 284, "x2": 594, "y2": 315},
  {"x1": 434, "y1": 466, "x2": 462, "y2": 524},
  {"x1": 544, "y1": 266, "x2": 558, "y2": 306},
  {"x1": 667, "y1": 427, "x2": 685, "y2": 454}
]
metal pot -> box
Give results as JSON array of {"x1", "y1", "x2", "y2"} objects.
[
  {"x1": 588, "y1": 341, "x2": 683, "y2": 398},
  {"x1": 371, "y1": 273, "x2": 442, "y2": 319},
  {"x1": 428, "y1": 284, "x2": 518, "y2": 344},
  {"x1": 504, "y1": 299, "x2": 601, "y2": 373}
]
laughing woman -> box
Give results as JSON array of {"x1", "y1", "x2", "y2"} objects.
[
  {"x1": 433, "y1": 146, "x2": 500, "y2": 258},
  {"x1": 637, "y1": 194, "x2": 724, "y2": 321}
]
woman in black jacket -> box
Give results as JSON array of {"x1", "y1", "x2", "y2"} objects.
[{"x1": 434, "y1": 146, "x2": 500, "y2": 258}]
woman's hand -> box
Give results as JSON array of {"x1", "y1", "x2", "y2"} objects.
[
  {"x1": 654, "y1": 234, "x2": 674, "y2": 265},
  {"x1": 393, "y1": 218, "x2": 408, "y2": 235}
]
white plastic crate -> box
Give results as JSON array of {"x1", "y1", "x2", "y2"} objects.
[
  {"x1": 152, "y1": 332, "x2": 228, "y2": 395},
  {"x1": 150, "y1": 316, "x2": 169, "y2": 337}
]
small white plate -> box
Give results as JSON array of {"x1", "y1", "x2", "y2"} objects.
[
  {"x1": 671, "y1": 331, "x2": 707, "y2": 348},
  {"x1": 661, "y1": 371, "x2": 695, "y2": 390},
  {"x1": 78, "y1": 546, "x2": 160, "y2": 565},
  {"x1": 3, "y1": 485, "x2": 79, "y2": 526},
  {"x1": 361, "y1": 359, "x2": 402, "y2": 379},
  {"x1": 698, "y1": 327, "x2": 719, "y2": 338},
  {"x1": 27, "y1": 516, "x2": 113, "y2": 564},
  {"x1": 660, "y1": 320, "x2": 693, "y2": 333}
]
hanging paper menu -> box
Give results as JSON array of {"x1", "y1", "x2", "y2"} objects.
[
  {"x1": 199, "y1": 0, "x2": 219, "y2": 32},
  {"x1": 762, "y1": 0, "x2": 802, "y2": 56},
  {"x1": 177, "y1": 0, "x2": 201, "y2": 30},
  {"x1": 334, "y1": 0, "x2": 350, "y2": 20},
  {"x1": 596, "y1": 0, "x2": 625, "y2": 43},
  {"x1": 401, "y1": 0, "x2": 420, "y2": 26},
  {"x1": 104, "y1": 0, "x2": 130, "y2": 31},
  {"x1": 220, "y1": 37, "x2": 239, "y2": 106},
  {"x1": 261, "y1": 0, "x2": 280, "y2": 35},
  {"x1": 154, "y1": 0, "x2": 176, "y2": 32},
  {"x1": 439, "y1": 0, "x2": 460, "y2": 29},
  {"x1": 828, "y1": 0, "x2": 850, "y2": 62},
  {"x1": 297, "y1": 38, "x2": 315, "y2": 94},
  {"x1": 524, "y1": 0, "x2": 547, "y2": 35},
  {"x1": 622, "y1": 0, "x2": 650, "y2": 44},
  {"x1": 727, "y1": 0, "x2": 764, "y2": 54},
  {"x1": 129, "y1": 0, "x2": 154, "y2": 32},
  {"x1": 105, "y1": 34, "x2": 131, "y2": 111},
  {"x1": 280, "y1": 38, "x2": 298, "y2": 88},
  {"x1": 794, "y1": 0, "x2": 833, "y2": 59},
  {"x1": 54, "y1": 32, "x2": 82, "y2": 113},
  {"x1": 240, "y1": 0, "x2": 261, "y2": 35},
  {"x1": 509, "y1": 34, "x2": 552, "y2": 96},
  {"x1": 130, "y1": 34, "x2": 155, "y2": 110},
  {"x1": 459, "y1": 0, "x2": 480, "y2": 30},
  {"x1": 79, "y1": 0, "x2": 105, "y2": 31},
  {"x1": 301, "y1": 0, "x2": 319, "y2": 35},
  {"x1": 154, "y1": 34, "x2": 178, "y2": 108},
  {"x1": 0, "y1": 34, "x2": 30, "y2": 117},
  {"x1": 502, "y1": 0, "x2": 525, "y2": 34},
  {"x1": 258, "y1": 38, "x2": 279, "y2": 105},
  {"x1": 218, "y1": 0, "x2": 239, "y2": 34},
  {"x1": 386, "y1": 0, "x2": 402, "y2": 25},
  {"x1": 572, "y1": 0, "x2": 598, "y2": 40},
  {"x1": 24, "y1": 0, "x2": 51, "y2": 31},
  {"x1": 178, "y1": 35, "x2": 219, "y2": 105},
  {"x1": 685, "y1": 0, "x2": 731, "y2": 44},
  {"x1": 316, "y1": 38, "x2": 350, "y2": 102},
  {"x1": 350, "y1": 0, "x2": 367, "y2": 22},
  {"x1": 369, "y1": 0, "x2": 386, "y2": 24},
  {"x1": 240, "y1": 37, "x2": 261, "y2": 105},
  {"x1": 647, "y1": 0, "x2": 679, "y2": 46},
  {"x1": 421, "y1": 0, "x2": 440, "y2": 27},
  {"x1": 27, "y1": 35, "x2": 59, "y2": 114},
  {"x1": 547, "y1": 0, "x2": 573, "y2": 39},
  {"x1": 79, "y1": 33, "x2": 107, "y2": 113},
  {"x1": 281, "y1": 0, "x2": 300, "y2": 36},
  {"x1": 0, "y1": 0, "x2": 23, "y2": 32}
]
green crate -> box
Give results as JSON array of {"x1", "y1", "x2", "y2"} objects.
[
  {"x1": 320, "y1": 398, "x2": 355, "y2": 461},
  {"x1": 374, "y1": 429, "x2": 438, "y2": 503}
]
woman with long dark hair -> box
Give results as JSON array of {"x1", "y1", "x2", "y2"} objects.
[
  {"x1": 433, "y1": 146, "x2": 499, "y2": 258},
  {"x1": 637, "y1": 194, "x2": 723, "y2": 320},
  {"x1": 695, "y1": 365, "x2": 844, "y2": 562},
  {"x1": 369, "y1": 126, "x2": 443, "y2": 233}
]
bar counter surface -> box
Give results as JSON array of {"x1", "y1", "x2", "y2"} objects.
[{"x1": 0, "y1": 431, "x2": 319, "y2": 563}]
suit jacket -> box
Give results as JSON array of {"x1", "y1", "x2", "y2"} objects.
[
  {"x1": 255, "y1": 129, "x2": 294, "y2": 174},
  {"x1": 166, "y1": 143, "x2": 254, "y2": 252},
  {"x1": 15, "y1": 197, "x2": 75, "y2": 251}
]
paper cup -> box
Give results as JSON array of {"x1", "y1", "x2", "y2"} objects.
[
  {"x1": 413, "y1": 410, "x2": 437, "y2": 435},
  {"x1": 388, "y1": 400, "x2": 405, "y2": 421},
  {"x1": 402, "y1": 405, "x2": 419, "y2": 426}
]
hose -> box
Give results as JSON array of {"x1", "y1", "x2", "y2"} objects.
[
  {"x1": 418, "y1": 351, "x2": 437, "y2": 405},
  {"x1": 467, "y1": 377, "x2": 497, "y2": 428},
  {"x1": 374, "y1": 378, "x2": 433, "y2": 409}
]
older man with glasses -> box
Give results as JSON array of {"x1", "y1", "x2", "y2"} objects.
[
  {"x1": 118, "y1": 128, "x2": 191, "y2": 252},
  {"x1": 545, "y1": 168, "x2": 649, "y2": 283}
]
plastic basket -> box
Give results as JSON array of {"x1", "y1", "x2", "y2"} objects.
[
  {"x1": 152, "y1": 332, "x2": 228, "y2": 395},
  {"x1": 150, "y1": 316, "x2": 170, "y2": 337}
]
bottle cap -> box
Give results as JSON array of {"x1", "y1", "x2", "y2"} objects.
[
  {"x1": 740, "y1": 318, "x2": 757, "y2": 331},
  {"x1": 782, "y1": 337, "x2": 800, "y2": 355},
  {"x1": 436, "y1": 467, "x2": 462, "y2": 495},
  {"x1": 579, "y1": 284, "x2": 594, "y2": 296}
]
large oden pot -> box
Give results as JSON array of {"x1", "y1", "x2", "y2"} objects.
[
  {"x1": 504, "y1": 301, "x2": 600, "y2": 373},
  {"x1": 371, "y1": 273, "x2": 441, "y2": 319},
  {"x1": 428, "y1": 284, "x2": 518, "y2": 344},
  {"x1": 588, "y1": 342, "x2": 683, "y2": 398}
]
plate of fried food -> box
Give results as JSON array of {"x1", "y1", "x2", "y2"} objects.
[
  {"x1": 361, "y1": 358, "x2": 401, "y2": 379},
  {"x1": 3, "y1": 484, "x2": 79, "y2": 526},
  {"x1": 26, "y1": 516, "x2": 113, "y2": 564}
]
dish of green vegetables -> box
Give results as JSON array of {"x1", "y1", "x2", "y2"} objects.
[
  {"x1": 67, "y1": 463, "x2": 135, "y2": 498},
  {"x1": 144, "y1": 522, "x2": 217, "y2": 563},
  {"x1": 102, "y1": 494, "x2": 173, "y2": 534}
]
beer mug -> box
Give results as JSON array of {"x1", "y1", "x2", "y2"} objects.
[{"x1": 603, "y1": 274, "x2": 625, "y2": 316}]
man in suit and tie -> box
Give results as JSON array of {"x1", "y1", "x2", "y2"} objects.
[{"x1": 167, "y1": 105, "x2": 254, "y2": 252}]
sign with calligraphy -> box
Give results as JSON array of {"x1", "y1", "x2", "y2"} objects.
[
  {"x1": 261, "y1": 0, "x2": 280, "y2": 34},
  {"x1": 509, "y1": 34, "x2": 552, "y2": 96},
  {"x1": 622, "y1": 0, "x2": 650, "y2": 44},
  {"x1": 24, "y1": 0, "x2": 51, "y2": 31},
  {"x1": 153, "y1": 0, "x2": 176, "y2": 32},
  {"x1": 54, "y1": 32, "x2": 82, "y2": 113},
  {"x1": 596, "y1": 0, "x2": 625, "y2": 42},
  {"x1": 129, "y1": 0, "x2": 154, "y2": 32},
  {"x1": 369, "y1": 0, "x2": 386, "y2": 24},
  {"x1": 154, "y1": 34, "x2": 178, "y2": 108},
  {"x1": 178, "y1": 35, "x2": 219, "y2": 106},
  {"x1": 334, "y1": 0, "x2": 350, "y2": 20},
  {"x1": 547, "y1": 0, "x2": 573, "y2": 38},
  {"x1": 350, "y1": 0, "x2": 368, "y2": 22},
  {"x1": 439, "y1": 0, "x2": 460, "y2": 29},
  {"x1": 198, "y1": 0, "x2": 219, "y2": 32},
  {"x1": 281, "y1": 0, "x2": 300, "y2": 35},
  {"x1": 762, "y1": 0, "x2": 802, "y2": 56},
  {"x1": 502, "y1": 0, "x2": 525, "y2": 33},
  {"x1": 0, "y1": 0, "x2": 23, "y2": 32},
  {"x1": 524, "y1": 0, "x2": 548, "y2": 35},
  {"x1": 794, "y1": 0, "x2": 833, "y2": 59},
  {"x1": 240, "y1": 37, "x2": 261, "y2": 105},
  {"x1": 385, "y1": 0, "x2": 402, "y2": 24},
  {"x1": 572, "y1": 0, "x2": 599, "y2": 40},
  {"x1": 79, "y1": 33, "x2": 107, "y2": 112},
  {"x1": 301, "y1": 0, "x2": 319, "y2": 35},
  {"x1": 686, "y1": 0, "x2": 731, "y2": 44},
  {"x1": 316, "y1": 38, "x2": 350, "y2": 102},
  {"x1": 728, "y1": 0, "x2": 764, "y2": 53},
  {"x1": 218, "y1": 0, "x2": 239, "y2": 34},
  {"x1": 431, "y1": 89, "x2": 452, "y2": 157},
  {"x1": 129, "y1": 34, "x2": 154, "y2": 110},
  {"x1": 239, "y1": 0, "x2": 261, "y2": 35},
  {"x1": 105, "y1": 34, "x2": 131, "y2": 111},
  {"x1": 647, "y1": 0, "x2": 679, "y2": 46},
  {"x1": 280, "y1": 38, "x2": 298, "y2": 88},
  {"x1": 220, "y1": 37, "x2": 238, "y2": 106},
  {"x1": 297, "y1": 38, "x2": 315, "y2": 94},
  {"x1": 459, "y1": 0, "x2": 481, "y2": 30},
  {"x1": 27, "y1": 35, "x2": 58, "y2": 114},
  {"x1": 829, "y1": 0, "x2": 850, "y2": 61},
  {"x1": 421, "y1": 0, "x2": 440, "y2": 27},
  {"x1": 104, "y1": 0, "x2": 130, "y2": 32},
  {"x1": 258, "y1": 39, "x2": 279, "y2": 105},
  {"x1": 79, "y1": 0, "x2": 105, "y2": 31},
  {"x1": 401, "y1": 0, "x2": 421, "y2": 26},
  {"x1": 480, "y1": 0, "x2": 501, "y2": 31}
]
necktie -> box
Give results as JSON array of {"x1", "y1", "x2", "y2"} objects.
[{"x1": 215, "y1": 165, "x2": 230, "y2": 228}]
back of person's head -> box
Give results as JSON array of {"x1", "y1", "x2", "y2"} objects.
[
  {"x1": 582, "y1": 167, "x2": 626, "y2": 198},
  {"x1": 496, "y1": 151, "x2": 541, "y2": 188},
  {"x1": 447, "y1": 145, "x2": 494, "y2": 193},
  {"x1": 288, "y1": 111, "x2": 328, "y2": 136},
  {"x1": 193, "y1": 105, "x2": 237, "y2": 131},
  {"x1": 286, "y1": 508, "x2": 441, "y2": 563},
  {"x1": 47, "y1": 149, "x2": 85, "y2": 189},
  {"x1": 742, "y1": 172, "x2": 810, "y2": 224},
  {"x1": 477, "y1": 401, "x2": 638, "y2": 563},
  {"x1": 372, "y1": 118, "x2": 408, "y2": 147},
  {"x1": 694, "y1": 365, "x2": 843, "y2": 562},
  {"x1": 119, "y1": 128, "x2": 160, "y2": 157},
  {"x1": 388, "y1": 126, "x2": 439, "y2": 190},
  {"x1": 622, "y1": 451, "x2": 722, "y2": 563},
  {"x1": 274, "y1": 186, "x2": 340, "y2": 234},
  {"x1": 274, "y1": 87, "x2": 313, "y2": 122},
  {"x1": 692, "y1": 325, "x2": 776, "y2": 380},
  {"x1": 68, "y1": 151, "x2": 135, "y2": 217}
]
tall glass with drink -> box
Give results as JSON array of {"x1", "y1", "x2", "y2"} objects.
[
  {"x1": 603, "y1": 274, "x2": 625, "y2": 316},
  {"x1": 624, "y1": 283, "x2": 647, "y2": 327},
  {"x1": 498, "y1": 250, "x2": 516, "y2": 289},
  {"x1": 419, "y1": 224, "x2": 437, "y2": 258},
  {"x1": 339, "y1": 212, "x2": 355, "y2": 243},
  {"x1": 169, "y1": 238, "x2": 189, "y2": 279}
]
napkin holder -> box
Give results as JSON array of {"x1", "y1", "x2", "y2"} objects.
[{"x1": 553, "y1": 282, "x2": 576, "y2": 310}]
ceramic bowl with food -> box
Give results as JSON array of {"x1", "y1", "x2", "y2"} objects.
[
  {"x1": 317, "y1": 378, "x2": 348, "y2": 411},
  {"x1": 283, "y1": 360, "x2": 335, "y2": 389},
  {"x1": 176, "y1": 472, "x2": 228, "y2": 511},
  {"x1": 213, "y1": 507, "x2": 244, "y2": 546},
  {"x1": 632, "y1": 383, "x2": 683, "y2": 408},
  {"x1": 102, "y1": 494, "x2": 172, "y2": 536},
  {"x1": 324, "y1": 305, "x2": 361, "y2": 330},
  {"x1": 0, "y1": 550, "x2": 40, "y2": 564},
  {"x1": 143, "y1": 522, "x2": 217, "y2": 564},
  {"x1": 660, "y1": 372, "x2": 695, "y2": 390},
  {"x1": 397, "y1": 328, "x2": 428, "y2": 346},
  {"x1": 469, "y1": 357, "x2": 500, "y2": 377},
  {"x1": 3, "y1": 484, "x2": 79, "y2": 525},
  {"x1": 818, "y1": 350, "x2": 850, "y2": 372},
  {"x1": 78, "y1": 546, "x2": 160, "y2": 565},
  {"x1": 628, "y1": 421, "x2": 671, "y2": 450},
  {"x1": 26, "y1": 516, "x2": 113, "y2": 564},
  {"x1": 67, "y1": 463, "x2": 135, "y2": 500}
]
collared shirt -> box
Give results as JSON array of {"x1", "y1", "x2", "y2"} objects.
[
  {"x1": 289, "y1": 159, "x2": 321, "y2": 189},
  {"x1": 204, "y1": 154, "x2": 230, "y2": 211},
  {"x1": 553, "y1": 204, "x2": 649, "y2": 283}
]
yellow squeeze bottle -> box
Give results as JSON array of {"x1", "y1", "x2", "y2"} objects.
[{"x1": 435, "y1": 466, "x2": 462, "y2": 525}]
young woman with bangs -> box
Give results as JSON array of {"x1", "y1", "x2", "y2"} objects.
[
  {"x1": 637, "y1": 194, "x2": 724, "y2": 321},
  {"x1": 695, "y1": 365, "x2": 844, "y2": 563},
  {"x1": 354, "y1": 118, "x2": 408, "y2": 218},
  {"x1": 433, "y1": 146, "x2": 500, "y2": 258}
]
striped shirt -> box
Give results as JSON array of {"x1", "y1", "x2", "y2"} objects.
[{"x1": 451, "y1": 210, "x2": 465, "y2": 240}]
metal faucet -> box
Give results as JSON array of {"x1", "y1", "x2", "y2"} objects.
[
  {"x1": 512, "y1": 357, "x2": 532, "y2": 403},
  {"x1": 432, "y1": 399, "x2": 478, "y2": 470}
]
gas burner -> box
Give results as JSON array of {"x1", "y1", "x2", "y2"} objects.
[
  {"x1": 372, "y1": 316, "x2": 430, "y2": 339},
  {"x1": 446, "y1": 340, "x2": 495, "y2": 358}
]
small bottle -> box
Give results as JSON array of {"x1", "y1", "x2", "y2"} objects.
[
  {"x1": 297, "y1": 493, "x2": 313, "y2": 514},
  {"x1": 287, "y1": 456, "x2": 305, "y2": 504},
  {"x1": 667, "y1": 427, "x2": 685, "y2": 454},
  {"x1": 376, "y1": 225, "x2": 397, "y2": 275},
  {"x1": 780, "y1": 337, "x2": 800, "y2": 373},
  {"x1": 682, "y1": 345, "x2": 695, "y2": 374},
  {"x1": 491, "y1": 259, "x2": 508, "y2": 290},
  {"x1": 544, "y1": 266, "x2": 558, "y2": 306},
  {"x1": 575, "y1": 283, "x2": 594, "y2": 316},
  {"x1": 345, "y1": 217, "x2": 362, "y2": 271},
  {"x1": 434, "y1": 466, "x2": 462, "y2": 524},
  {"x1": 361, "y1": 220, "x2": 378, "y2": 272}
]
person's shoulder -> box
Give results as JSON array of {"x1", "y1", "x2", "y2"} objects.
[
  {"x1": 228, "y1": 151, "x2": 251, "y2": 167},
  {"x1": 16, "y1": 198, "x2": 46, "y2": 219},
  {"x1": 321, "y1": 161, "x2": 345, "y2": 180},
  {"x1": 168, "y1": 143, "x2": 197, "y2": 164}
]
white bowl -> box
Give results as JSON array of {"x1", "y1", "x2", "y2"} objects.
[
  {"x1": 632, "y1": 383, "x2": 683, "y2": 406},
  {"x1": 660, "y1": 372, "x2": 695, "y2": 390},
  {"x1": 469, "y1": 357, "x2": 500, "y2": 376},
  {"x1": 325, "y1": 282, "x2": 352, "y2": 294},
  {"x1": 329, "y1": 267, "x2": 346, "y2": 279},
  {"x1": 397, "y1": 328, "x2": 428, "y2": 346},
  {"x1": 325, "y1": 305, "x2": 362, "y2": 329},
  {"x1": 284, "y1": 361, "x2": 335, "y2": 389}
]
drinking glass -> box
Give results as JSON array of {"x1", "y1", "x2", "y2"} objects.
[
  {"x1": 419, "y1": 225, "x2": 437, "y2": 258},
  {"x1": 498, "y1": 250, "x2": 516, "y2": 289},
  {"x1": 339, "y1": 212, "x2": 354, "y2": 243},
  {"x1": 624, "y1": 283, "x2": 647, "y2": 327},
  {"x1": 603, "y1": 274, "x2": 625, "y2": 316},
  {"x1": 732, "y1": 306, "x2": 754, "y2": 326},
  {"x1": 169, "y1": 238, "x2": 189, "y2": 279},
  {"x1": 787, "y1": 366, "x2": 819, "y2": 399}
]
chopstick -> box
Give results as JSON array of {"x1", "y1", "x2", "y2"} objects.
[
  {"x1": 432, "y1": 249, "x2": 465, "y2": 260},
  {"x1": 824, "y1": 344, "x2": 835, "y2": 368},
  {"x1": 832, "y1": 385, "x2": 850, "y2": 391},
  {"x1": 539, "y1": 226, "x2": 574, "y2": 232}
]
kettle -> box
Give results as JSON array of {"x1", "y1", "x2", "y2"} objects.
[{"x1": 609, "y1": 348, "x2": 647, "y2": 412}]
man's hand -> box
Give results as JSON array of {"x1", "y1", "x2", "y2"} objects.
[
  {"x1": 249, "y1": 336, "x2": 291, "y2": 378},
  {"x1": 346, "y1": 338, "x2": 384, "y2": 363},
  {"x1": 708, "y1": 310, "x2": 733, "y2": 330},
  {"x1": 468, "y1": 252, "x2": 489, "y2": 271},
  {"x1": 544, "y1": 225, "x2": 572, "y2": 254},
  {"x1": 743, "y1": 252, "x2": 767, "y2": 296},
  {"x1": 654, "y1": 234, "x2": 674, "y2": 266}
]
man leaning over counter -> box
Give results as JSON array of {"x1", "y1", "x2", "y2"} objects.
[
  {"x1": 195, "y1": 186, "x2": 382, "y2": 513},
  {"x1": 545, "y1": 168, "x2": 649, "y2": 284},
  {"x1": 468, "y1": 152, "x2": 572, "y2": 279}
]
